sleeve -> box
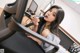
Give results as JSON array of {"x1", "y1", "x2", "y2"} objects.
[{"x1": 41, "y1": 33, "x2": 61, "y2": 53}]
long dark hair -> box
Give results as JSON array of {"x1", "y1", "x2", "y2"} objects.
[{"x1": 44, "y1": 5, "x2": 65, "y2": 36}]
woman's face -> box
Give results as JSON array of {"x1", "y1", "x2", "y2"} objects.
[{"x1": 44, "y1": 8, "x2": 58, "y2": 23}]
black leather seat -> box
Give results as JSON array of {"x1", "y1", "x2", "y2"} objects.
[{"x1": 0, "y1": 32, "x2": 45, "y2": 53}]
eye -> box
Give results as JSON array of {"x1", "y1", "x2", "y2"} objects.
[
  {"x1": 53, "y1": 14, "x2": 56, "y2": 17},
  {"x1": 53, "y1": 12, "x2": 56, "y2": 17}
]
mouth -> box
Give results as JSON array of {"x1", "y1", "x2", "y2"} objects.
[{"x1": 44, "y1": 15, "x2": 48, "y2": 18}]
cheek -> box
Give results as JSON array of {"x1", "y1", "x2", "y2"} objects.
[{"x1": 48, "y1": 16, "x2": 55, "y2": 22}]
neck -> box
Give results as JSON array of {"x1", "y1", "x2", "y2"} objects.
[
  {"x1": 46, "y1": 22, "x2": 50, "y2": 26},
  {"x1": 44, "y1": 22, "x2": 50, "y2": 29}
]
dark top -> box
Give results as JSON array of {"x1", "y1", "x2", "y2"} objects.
[{"x1": 37, "y1": 17, "x2": 46, "y2": 34}]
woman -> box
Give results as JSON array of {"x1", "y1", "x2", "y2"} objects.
[{"x1": 27, "y1": 5, "x2": 65, "y2": 53}]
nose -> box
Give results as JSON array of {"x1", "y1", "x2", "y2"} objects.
[{"x1": 45, "y1": 11, "x2": 50, "y2": 16}]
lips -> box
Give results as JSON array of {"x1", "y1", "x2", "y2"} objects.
[{"x1": 44, "y1": 15, "x2": 48, "y2": 18}]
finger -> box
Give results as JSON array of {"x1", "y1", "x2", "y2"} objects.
[
  {"x1": 27, "y1": 35, "x2": 42, "y2": 45},
  {"x1": 31, "y1": 15, "x2": 35, "y2": 18},
  {"x1": 27, "y1": 36, "x2": 37, "y2": 41},
  {"x1": 36, "y1": 18, "x2": 40, "y2": 22}
]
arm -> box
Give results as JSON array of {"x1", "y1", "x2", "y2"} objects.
[
  {"x1": 27, "y1": 16, "x2": 43, "y2": 45},
  {"x1": 31, "y1": 16, "x2": 40, "y2": 32}
]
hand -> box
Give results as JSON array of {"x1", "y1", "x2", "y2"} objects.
[
  {"x1": 31, "y1": 15, "x2": 40, "y2": 26},
  {"x1": 27, "y1": 35, "x2": 42, "y2": 45},
  {"x1": 41, "y1": 29, "x2": 51, "y2": 37}
]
